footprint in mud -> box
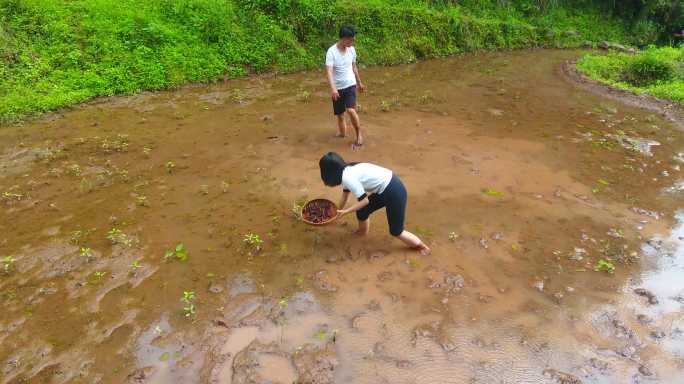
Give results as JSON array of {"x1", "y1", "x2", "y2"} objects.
[
  {"x1": 542, "y1": 368, "x2": 582, "y2": 384},
  {"x1": 311, "y1": 270, "x2": 338, "y2": 292}
]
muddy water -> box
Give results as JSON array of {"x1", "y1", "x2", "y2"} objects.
[{"x1": 2, "y1": 49, "x2": 684, "y2": 383}]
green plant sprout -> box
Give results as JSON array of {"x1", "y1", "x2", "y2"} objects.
[
  {"x1": 594, "y1": 259, "x2": 616, "y2": 274},
  {"x1": 418, "y1": 92, "x2": 434, "y2": 105},
  {"x1": 243, "y1": 233, "x2": 263, "y2": 247},
  {"x1": 130, "y1": 260, "x2": 142, "y2": 269},
  {"x1": 165, "y1": 161, "x2": 176, "y2": 174},
  {"x1": 297, "y1": 90, "x2": 311, "y2": 102},
  {"x1": 2, "y1": 256, "x2": 16, "y2": 273},
  {"x1": 181, "y1": 291, "x2": 196, "y2": 318},
  {"x1": 406, "y1": 258, "x2": 420, "y2": 269},
  {"x1": 481, "y1": 188, "x2": 504, "y2": 197},
  {"x1": 70, "y1": 230, "x2": 83, "y2": 245},
  {"x1": 107, "y1": 228, "x2": 134, "y2": 247},
  {"x1": 90, "y1": 271, "x2": 107, "y2": 284},
  {"x1": 1, "y1": 191, "x2": 24, "y2": 202},
  {"x1": 291, "y1": 198, "x2": 306, "y2": 220},
  {"x1": 67, "y1": 164, "x2": 82, "y2": 176},
  {"x1": 165, "y1": 243, "x2": 189, "y2": 262},
  {"x1": 232, "y1": 89, "x2": 247, "y2": 104},
  {"x1": 142, "y1": 147, "x2": 152, "y2": 157},
  {"x1": 135, "y1": 195, "x2": 149, "y2": 207},
  {"x1": 414, "y1": 226, "x2": 434, "y2": 238},
  {"x1": 380, "y1": 100, "x2": 391, "y2": 112},
  {"x1": 448, "y1": 232, "x2": 458, "y2": 242},
  {"x1": 100, "y1": 134, "x2": 129, "y2": 153},
  {"x1": 592, "y1": 179, "x2": 611, "y2": 194},
  {"x1": 314, "y1": 329, "x2": 328, "y2": 341},
  {"x1": 80, "y1": 247, "x2": 94, "y2": 261},
  {"x1": 70, "y1": 228, "x2": 95, "y2": 245}
]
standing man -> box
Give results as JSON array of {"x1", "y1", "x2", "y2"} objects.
[{"x1": 326, "y1": 26, "x2": 365, "y2": 149}]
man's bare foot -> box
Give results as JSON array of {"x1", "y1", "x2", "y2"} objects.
[
  {"x1": 353, "y1": 229, "x2": 368, "y2": 236},
  {"x1": 351, "y1": 142, "x2": 364, "y2": 151}
]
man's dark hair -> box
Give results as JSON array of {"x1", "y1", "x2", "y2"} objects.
[
  {"x1": 339, "y1": 26, "x2": 356, "y2": 39},
  {"x1": 319, "y1": 152, "x2": 348, "y2": 186}
]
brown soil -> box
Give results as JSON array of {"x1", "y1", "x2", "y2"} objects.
[{"x1": 2, "y1": 49, "x2": 684, "y2": 384}]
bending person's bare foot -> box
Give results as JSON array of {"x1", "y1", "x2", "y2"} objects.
[{"x1": 351, "y1": 136, "x2": 364, "y2": 151}]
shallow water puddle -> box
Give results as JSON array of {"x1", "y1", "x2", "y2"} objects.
[{"x1": 2, "y1": 50, "x2": 684, "y2": 383}]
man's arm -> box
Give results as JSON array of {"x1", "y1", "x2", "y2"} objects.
[
  {"x1": 352, "y1": 62, "x2": 364, "y2": 91},
  {"x1": 326, "y1": 66, "x2": 339, "y2": 101}
]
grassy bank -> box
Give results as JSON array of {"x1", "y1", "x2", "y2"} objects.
[
  {"x1": 1, "y1": 0, "x2": 633, "y2": 122},
  {"x1": 577, "y1": 47, "x2": 684, "y2": 106}
]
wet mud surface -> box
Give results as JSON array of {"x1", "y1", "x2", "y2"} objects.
[{"x1": 2, "y1": 49, "x2": 684, "y2": 383}]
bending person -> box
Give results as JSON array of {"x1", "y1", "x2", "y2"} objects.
[{"x1": 319, "y1": 152, "x2": 430, "y2": 255}]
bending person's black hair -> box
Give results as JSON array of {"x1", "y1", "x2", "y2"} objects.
[{"x1": 319, "y1": 151, "x2": 356, "y2": 186}]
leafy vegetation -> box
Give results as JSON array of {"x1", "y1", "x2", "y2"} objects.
[
  {"x1": 243, "y1": 233, "x2": 264, "y2": 247},
  {"x1": 577, "y1": 46, "x2": 684, "y2": 106},
  {"x1": 106, "y1": 228, "x2": 135, "y2": 247},
  {"x1": 164, "y1": 243, "x2": 189, "y2": 262},
  {"x1": 1, "y1": 255, "x2": 16, "y2": 273},
  {"x1": 0, "y1": 0, "x2": 636, "y2": 122},
  {"x1": 181, "y1": 290, "x2": 196, "y2": 318},
  {"x1": 482, "y1": 188, "x2": 504, "y2": 198},
  {"x1": 593, "y1": 258, "x2": 616, "y2": 274},
  {"x1": 80, "y1": 247, "x2": 95, "y2": 261}
]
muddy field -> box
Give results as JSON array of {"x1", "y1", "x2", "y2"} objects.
[{"x1": 1, "y1": 50, "x2": 684, "y2": 383}]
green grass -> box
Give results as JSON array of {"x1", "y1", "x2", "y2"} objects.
[
  {"x1": 577, "y1": 46, "x2": 684, "y2": 106},
  {"x1": 0, "y1": 0, "x2": 634, "y2": 123}
]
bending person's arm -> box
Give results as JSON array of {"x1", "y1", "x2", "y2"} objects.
[{"x1": 339, "y1": 195, "x2": 369, "y2": 216}]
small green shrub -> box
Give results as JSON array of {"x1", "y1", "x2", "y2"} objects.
[
  {"x1": 578, "y1": 46, "x2": 684, "y2": 107},
  {"x1": 621, "y1": 54, "x2": 674, "y2": 86}
]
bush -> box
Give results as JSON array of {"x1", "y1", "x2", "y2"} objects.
[
  {"x1": 621, "y1": 54, "x2": 674, "y2": 86},
  {"x1": 578, "y1": 46, "x2": 684, "y2": 107},
  {"x1": 0, "y1": 0, "x2": 634, "y2": 122}
]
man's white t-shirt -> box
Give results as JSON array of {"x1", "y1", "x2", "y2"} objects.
[
  {"x1": 342, "y1": 163, "x2": 393, "y2": 199},
  {"x1": 325, "y1": 44, "x2": 357, "y2": 90}
]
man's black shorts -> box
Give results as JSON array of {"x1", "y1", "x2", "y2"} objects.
[{"x1": 333, "y1": 85, "x2": 357, "y2": 115}]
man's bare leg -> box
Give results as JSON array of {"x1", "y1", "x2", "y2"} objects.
[
  {"x1": 336, "y1": 114, "x2": 347, "y2": 137},
  {"x1": 347, "y1": 108, "x2": 363, "y2": 146},
  {"x1": 396, "y1": 230, "x2": 431, "y2": 255},
  {"x1": 354, "y1": 219, "x2": 369, "y2": 236}
]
